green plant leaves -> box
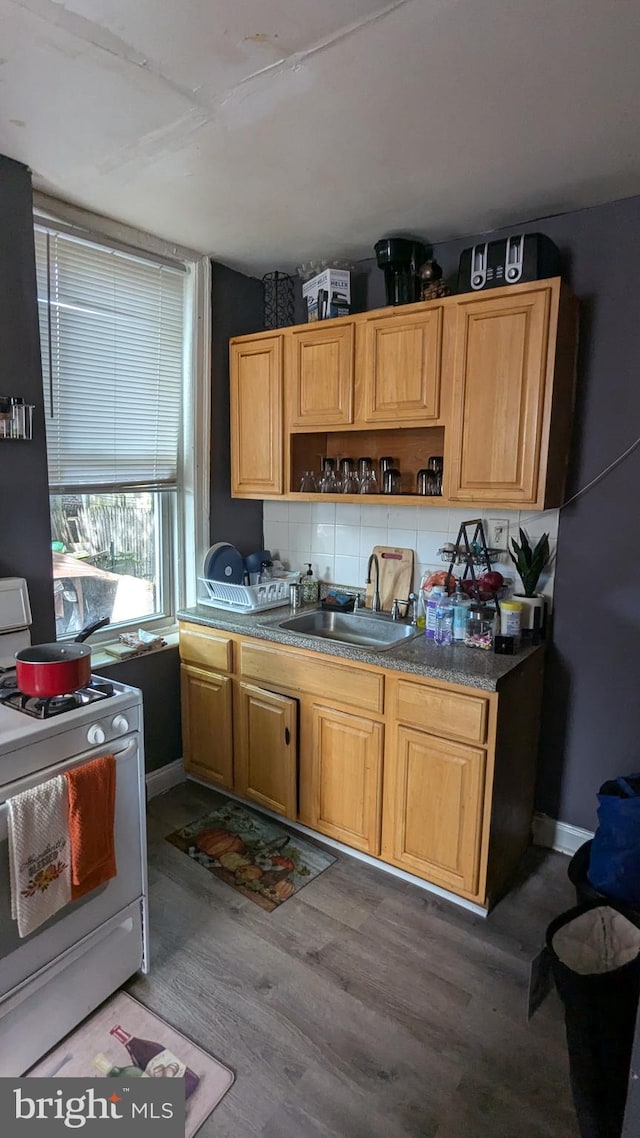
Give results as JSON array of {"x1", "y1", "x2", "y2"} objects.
[{"x1": 509, "y1": 530, "x2": 550, "y2": 597}]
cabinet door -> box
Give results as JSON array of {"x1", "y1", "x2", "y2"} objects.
[
  {"x1": 181, "y1": 664, "x2": 233, "y2": 789},
  {"x1": 359, "y1": 307, "x2": 443, "y2": 423},
  {"x1": 306, "y1": 705, "x2": 383, "y2": 855},
  {"x1": 288, "y1": 323, "x2": 354, "y2": 426},
  {"x1": 447, "y1": 288, "x2": 551, "y2": 503},
  {"x1": 382, "y1": 726, "x2": 485, "y2": 896},
  {"x1": 230, "y1": 336, "x2": 283, "y2": 495},
  {"x1": 235, "y1": 682, "x2": 297, "y2": 818}
]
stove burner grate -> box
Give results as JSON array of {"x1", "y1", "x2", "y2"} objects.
[{"x1": 1, "y1": 679, "x2": 115, "y2": 718}]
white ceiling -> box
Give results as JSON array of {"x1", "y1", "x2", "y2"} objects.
[{"x1": 1, "y1": 0, "x2": 640, "y2": 275}]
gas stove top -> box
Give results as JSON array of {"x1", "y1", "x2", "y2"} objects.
[
  {"x1": 0, "y1": 672, "x2": 143, "y2": 772},
  {"x1": 0, "y1": 678, "x2": 116, "y2": 719}
]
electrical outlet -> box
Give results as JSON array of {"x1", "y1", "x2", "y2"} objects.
[{"x1": 489, "y1": 519, "x2": 509, "y2": 549}]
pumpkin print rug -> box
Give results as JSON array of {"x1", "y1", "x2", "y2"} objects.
[{"x1": 166, "y1": 800, "x2": 336, "y2": 911}]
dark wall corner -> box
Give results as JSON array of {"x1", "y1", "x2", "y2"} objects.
[
  {"x1": 0, "y1": 154, "x2": 55, "y2": 642},
  {"x1": 210, "y1": 261, "x2": 264, "y2": 555}
]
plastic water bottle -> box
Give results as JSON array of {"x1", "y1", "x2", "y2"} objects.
[
  {"x1": 451, "y1": 582, "x2": 471, "y2": 641},
  {"x1": 434, "y1": 592, "x2": 454, "y2": 646},
  {"x1": 425, "y1": 585, "x2": 445, "y2": 640}
]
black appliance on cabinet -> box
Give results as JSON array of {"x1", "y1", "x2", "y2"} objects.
[
  {"x1": 375, "y1": 237, "x2": 427, "y2": 306},
  {"x1": 457, "y1": 232, "x2": 561, "y2": 293}
]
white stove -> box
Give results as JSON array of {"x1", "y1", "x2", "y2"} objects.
[
  {"x1": 0, "y1": 671, "x2": 142, "y2": 783},
  {"x1": 0, "y1": 578, "x2": 149, "y2": 1076}
]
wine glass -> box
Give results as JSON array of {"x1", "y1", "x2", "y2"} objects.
[{"x1": 299, "y1": 471, "x2": 317, "y2": 493}]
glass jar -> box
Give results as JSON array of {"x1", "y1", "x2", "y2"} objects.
[
  {"x1": 465, "y1": 603, "x2": 495, "y2": 650},
  {"x1": 500, "y1": 600, "x2": 523, "y2": 644}
]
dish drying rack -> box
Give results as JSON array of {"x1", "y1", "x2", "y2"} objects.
[{"x1": 198, "y1": 575, "x2": 297, "y2": 613}]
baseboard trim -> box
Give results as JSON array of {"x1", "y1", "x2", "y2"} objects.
[
  {"x1": 186, "y1": 775, "x2": 489, "y2": 917},
  {"x1": 146, "y1": 758, "x2": 186, "y2": 799},
  {"x1": 533, "y1": 812, "x2": 594, "y2": 856}
]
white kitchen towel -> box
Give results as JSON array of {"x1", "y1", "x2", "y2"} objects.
[{"x1": 7, "y1": 775, "x2": 72, "y2": 938}]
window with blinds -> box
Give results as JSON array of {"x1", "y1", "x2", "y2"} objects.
[
  {"x1": 34, "y1": 222, "x2": 190, "y2": 639},
  {"x1": 34, "y1": 226, "x2": 185, "y2": 492}
]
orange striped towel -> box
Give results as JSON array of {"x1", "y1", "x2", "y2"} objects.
[{"x1": 64, "y1": 755, "x2": 116, "y2": 900}]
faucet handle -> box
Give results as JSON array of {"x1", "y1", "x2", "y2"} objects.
[
  {"x1": 353, "y1": 592, "x2": 363, "y2": 612},
  {"x1": 393, "y1": 595, "x2": 417, "y2": 623}
]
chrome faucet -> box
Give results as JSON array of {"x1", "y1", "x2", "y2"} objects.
[{"x1": 366, "y1": 553, "x2": 381, "y2": 613}]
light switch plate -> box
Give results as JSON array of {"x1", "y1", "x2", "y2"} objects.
[{"x1": 489, "y1": 519, "x2": 509, "y2": 549}]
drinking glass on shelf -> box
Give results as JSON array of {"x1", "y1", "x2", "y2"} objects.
[
  {"x1": 358, "y1": 456, "x2": 374, "y2": 481},
  {"x1": 299, "y1": 471, "x2": 318, "y2": 493},
  {"x1": 359, "y1": 469, "x2": 380, "y2": 494},
  {"x1": 383, "y1": 467, "x2": 402, "y2": 495},
  {"x1": 379, "y1": 456, "x2": 395, "y2": 483},
  {"x1": 342, "y1": 470, "x2": 360, "y2": 494},
  {"x1": 428, "y1": 455, "x2": 444, "y2": 495},
  {"x1": 320, "y1": 469, "x2": 341, "y2": 493}
]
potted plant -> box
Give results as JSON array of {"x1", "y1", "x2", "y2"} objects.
[{"x1": 509, "y1": 529, "x2": 551, "y2": 639}]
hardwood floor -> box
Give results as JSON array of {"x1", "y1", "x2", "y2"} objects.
[{"x1": 128, "y1": 780, "x2": 579, "y2": 1137}]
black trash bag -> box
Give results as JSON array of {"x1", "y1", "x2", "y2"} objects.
[{"x1": 547, "y1": 903, "x2": 640, "y2": 1138}]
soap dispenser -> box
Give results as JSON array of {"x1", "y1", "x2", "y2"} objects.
[{"x1": 301, "y1": 563, "x2": 319, "y2": 605}]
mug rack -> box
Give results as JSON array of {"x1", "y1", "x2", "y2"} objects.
[{"x1": 0, "y1": 397, "x2": 34, "y2": 441}]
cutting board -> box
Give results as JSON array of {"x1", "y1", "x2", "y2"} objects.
[{"x1": 365, "y1": 546, "x2": 414, "y2": 613}]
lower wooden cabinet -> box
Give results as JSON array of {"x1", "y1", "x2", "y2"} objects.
[
  {"x1": 234, "y1": 681, "x2": 298, "y2": 818},
  {"x1": 301, "y1": 704, "x2": 384, "y2": 855},
  {"x1": 381, "y1": 725, "x2": 486, "y2": 896},
  {"x1": 180, "y1": 663, "x2": 233, "y2": 789},
  {"x1": 180, "y1": 621, "x2": 544, "y2": 908}
]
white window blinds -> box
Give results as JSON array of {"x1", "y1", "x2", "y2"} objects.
[{"x1": 34, "y1": 225, "x2": 185, "y2": 492}]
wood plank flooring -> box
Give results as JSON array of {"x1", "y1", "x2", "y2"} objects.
[{"x1": 128, "y1": 781, "x2": 580, "y2": 1137}]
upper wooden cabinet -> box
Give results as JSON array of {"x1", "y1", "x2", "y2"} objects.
[
  {"x1": 358, "y1": 306, "x2": 443, "y2": 424},
  {"x1": 230, "y1": 278, "x2": 577, "y2": 508},
  {"x1": 287, "y1": 323, "x2": 354, "y2": 427},
  {"x1": 230, "y1": 335, "x2": 283, "y2": 496},
  {"x1": 447, "y1": 285, "x2": 556, "y2": 505}
]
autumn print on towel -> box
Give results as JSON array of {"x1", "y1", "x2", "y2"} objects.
[{"x1": 166, "y1": 801, "x2": 336, "y2": 911}]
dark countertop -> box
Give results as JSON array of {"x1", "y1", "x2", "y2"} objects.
[{"x1": 178, "y1": 603, "x2": 542, "y2": 693}]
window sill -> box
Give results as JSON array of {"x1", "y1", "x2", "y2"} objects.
[{"x1": 91, "y1": 626, "x2": 179, "y2": 670}]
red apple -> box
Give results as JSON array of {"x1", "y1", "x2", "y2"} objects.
[{"x1": 477, "y1": 570, "x2": 504, "y2": 599}]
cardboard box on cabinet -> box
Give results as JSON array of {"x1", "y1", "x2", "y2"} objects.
[{"x1": 303, "y1": 269, "x2": 351, "y2": 321}]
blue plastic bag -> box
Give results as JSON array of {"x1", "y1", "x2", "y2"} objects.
[{"x1": 588, "y1": 775, "x2": 640, "y2": 906}]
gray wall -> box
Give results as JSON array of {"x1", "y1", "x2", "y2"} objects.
[{"x1": 358, "y1": 198, "x2": 640, "y2": 829}]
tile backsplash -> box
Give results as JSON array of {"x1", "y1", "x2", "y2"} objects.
[{"x1": 264, "y1": 501, "x2": 559, "y2": 601}]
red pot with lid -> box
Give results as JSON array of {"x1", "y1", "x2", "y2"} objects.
[{"x1": 15, "y1": 618, "x2": 109, "y2": 698}]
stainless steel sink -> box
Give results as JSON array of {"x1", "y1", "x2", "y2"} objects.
[{"x1": 278, "y1": 609, "x2": 420, "y2": 652}]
